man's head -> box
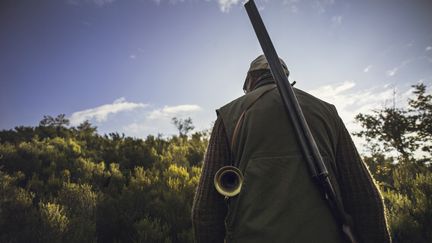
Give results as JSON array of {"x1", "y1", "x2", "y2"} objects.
[{"x1": 243, "y1": 55, "x2": 289, "y2": 93}]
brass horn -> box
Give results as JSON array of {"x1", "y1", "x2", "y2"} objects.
[{"x1": 214, "y1": 166, "x2": 244, "y2": 198}]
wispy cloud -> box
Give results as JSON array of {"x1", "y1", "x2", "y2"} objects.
[
  {"x1": 306, "y1": 81, "x2": 419, "y2": 156},
  {"x1": 67, "y1": 0, "x2": 115, "y2": 7},
  {"x1": 128, "y1": 48, "x2": 145, "y2": 60},
  {"x1": 309, "y1": 81, "x2": 402, "y2": 153},
  {"x1": 386, "y1": 59, "x2": 413, "y2": 77},
  {"x1": 363, "y1": 65, "x2": 372, "y2": 73},
  {"x1": 307, "y1": 81, "x2": 413, "y2": 152},
  {"x1": 290, "y1": 4, "x2": 299, "y2": 13},
  {"x1": 123, "y1": 104, "x2": 202, "y2": 136},
  {"x1": 312, "y1": 0, "x2": 335, "y2": 14},
  {"x1": 81, "y1": 21, "x2": 92, "y2": 27},
  {"x1": 148, "y1": 0, "x2": 335, "y2": 13},
  {"x1": 283, "y1": 0, "x2": 300, "y2": 3},
  {"x1": 70, "y1": 99, "x2": 203, "y2": 137},
  {"x1": 218, "y1": 0, "x2": 242, "y2": 13},
  {"x1": 331, "y1": 15, "x2": 343, "y2": 27},
  {"x1": 283, "y1": 0, "x2": 336, "y2": 14},
  {"x1": 386, "y1": 67, "x2": 398, "y2": 77},
  {"x1": 426, "y1": 46, "x2": 432, "y2": 52},
  {"x1": 152, "y1": 0, "x2": 243, "y2": 12},
  {"x1": 283, "y1": 0, "x2": 300, "y2": 13},
  {"x1": 307, "y1": 81, "x2": 407, "y2": 129},
  {"x1": 148, "y1": 104, "x2": 201, "y2": 119},
  {"x1": 70, "y1": 98, "x2": 147, "y2": 125},
  {"x1": 311, "y1": 80, "x2": 355, "y2": 97}
]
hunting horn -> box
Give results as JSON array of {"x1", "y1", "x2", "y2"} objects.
[{"x1": 214, "y1": 165, "x2": 244, "y2": 198}]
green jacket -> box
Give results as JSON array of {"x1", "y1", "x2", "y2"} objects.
[{"x1": 217, "y1": 83, "x2": 346, "y2": 243}]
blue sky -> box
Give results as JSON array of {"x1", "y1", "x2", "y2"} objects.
[{"x1": 1, "y1": 0, "x2": 432, "y2": 142}]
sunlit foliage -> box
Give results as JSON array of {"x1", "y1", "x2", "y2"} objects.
[
  {"x1": 355, "y1": 83, "x2": 432, "y2": 242},
  {"x1": 0, "y1": 116, "x2": 207, "y2": 242}
]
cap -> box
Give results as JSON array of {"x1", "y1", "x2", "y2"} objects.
[{"x1": 244, "y1": 54, "x2": 289, "y2": 91}]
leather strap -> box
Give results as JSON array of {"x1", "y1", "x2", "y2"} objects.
[{"x1": 230, "y1": 84, "x2": 276, "y2": 162}]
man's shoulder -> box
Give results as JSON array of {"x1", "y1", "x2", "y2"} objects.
[
  {"x1": 217, "y1": 84, "x2": 339, "y2": 121},
  {"x1": 217, "y1": 84, "x2": 275, "y2": 114}
]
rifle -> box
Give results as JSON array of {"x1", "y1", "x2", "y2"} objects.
[{"x1": 244, "y1": 1, "x2": 358, "y2": 242}]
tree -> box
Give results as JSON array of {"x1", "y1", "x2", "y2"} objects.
[
  {"x1": 354, "y1": 83, "x2": 432, "y2": 162},
  {"x1": 0, "y1": 171, "x2": 39, "y2": 242},
  {"x1": 39, "y1": 114, "x2": 70, "y2": 128},
  {"x1": 39, "y1": 202, "x2": 69, "y2": 243},
  {"x1": 171, "y1": 117, "x2": 195, "y2": 137},
  {"x1": 38, "y1": 114, "x2": 71, "y2": 139},
  {"x1": 58, "y1": 183, "x2": 97, "y2": 243},
  {"x1": 408, "y1": 83, "x2": 432, "y2": 156},
  {"x1": 76, "y1": 120, "x2": 97, "y2": 136},
  {"x1": 354, "y1": 107, "x2": 417, "y2": 159}
]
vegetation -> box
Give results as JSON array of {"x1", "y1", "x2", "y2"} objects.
[
  {"x1": 0, "y1": 83, "x2": 430, "y2": 242},
  {"x1": 0, "y1": 115, "x2": 207, "y2": 243},
  {"x1": 355, "y1": 83, "x2": 432, "y2": 242}
]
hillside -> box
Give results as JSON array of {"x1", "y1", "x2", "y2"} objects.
[{"x1": 1, "y1": 83, "x2": 431, "y2": 242}]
